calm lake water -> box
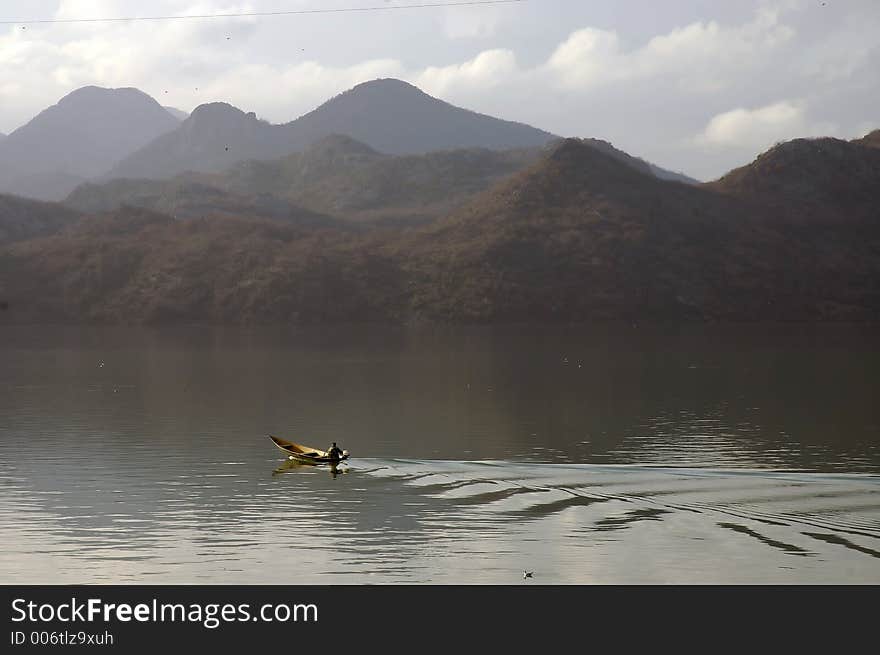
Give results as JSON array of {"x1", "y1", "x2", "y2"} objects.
[{"x1": 1, "y1": 324, "x2": 878, "y2": 583}]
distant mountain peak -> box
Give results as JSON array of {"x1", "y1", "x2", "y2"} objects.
[
  {"x1": 57, "y1": 85, "x2": 156, "y2": 106},
  {"x1": 106, "y1": 79, "x2": 557, "y2": 180},
  {"x1": 304, "y1": 77, "x2": 451, "y2": 119},
  {"x1": 169, "y1": 102, "x2": 267, "y2": 146},
  {"x1": 289, "y1": 77, "x2": 557, "y2": 156},
  {"x1": 188, "y1": 102, "x2": 250, "y2": 121},
  {"x1": 0, "y1": 85, "x2": 180, "y2": 200},
  {"x1": 347, "y1": 77, "x2": 429, "y2": 95}
]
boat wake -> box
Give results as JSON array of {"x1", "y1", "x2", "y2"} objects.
[
  {"x1": 347, "y1": 459, "x2": 880, "y2": 581},
  {"x1": 2, "y1": 456, "x2": 878, "y2": 583}
]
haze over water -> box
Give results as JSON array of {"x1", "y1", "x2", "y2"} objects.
[{"x1": 1, "y1": 324, "x2": 878, "y2": 583}]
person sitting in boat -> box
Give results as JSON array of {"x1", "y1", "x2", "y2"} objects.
[{"x1": 326, "y1": 442, "x2": 344, "y2": 460}]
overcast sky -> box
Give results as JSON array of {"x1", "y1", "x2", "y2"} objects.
[{"x1": 0, "y1": 0, "x2": 877, "y2": 180}]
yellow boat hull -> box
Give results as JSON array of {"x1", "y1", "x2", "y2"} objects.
[{"x1": 268, "y1": 435, "x2": 349, "y2": 464}]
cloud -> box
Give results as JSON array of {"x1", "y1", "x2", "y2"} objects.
[
  {"x1": 695, "y1": 101, "x2": 839, "y2": 150},
  {"x1": 545, "y1": 8, "x2": 795, "y2": 93},
  {"x1": 1, "y1": 1, "x2": 799, "y2": 123},
  {"x1": 416, "y1": 49, "x2": 519, "y2": 97},
  {"x1": 546, "y1": 28, "x2": 622, "y2": 88}
]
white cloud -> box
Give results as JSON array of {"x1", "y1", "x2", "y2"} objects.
[
  {"x1": 416, "y1": 49, "x2": 518, "y2": 97},
  {"x1": 546, "y1": 28, "x2": 622, "y2": 88},
  {"x1": 545, "y1": 8, "x2": 795, "y2": 93},
  {"x1": 695, "y1": 101, "x2": 838, "y2": 150}
]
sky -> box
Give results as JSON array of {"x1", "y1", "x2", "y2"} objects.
[{"x1": 0, "y1": 0, "x2": 878, "y2": 180}]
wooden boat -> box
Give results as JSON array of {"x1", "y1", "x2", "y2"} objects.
[{"x1": 269, "y1": 435, "x2": 349, "y2": 464}]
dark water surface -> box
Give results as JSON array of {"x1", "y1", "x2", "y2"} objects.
[{"x1": 1, "y1": 324, "x2": 878, "y2": 583}]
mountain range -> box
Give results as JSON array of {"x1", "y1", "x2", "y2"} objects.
[
  {"x1": 0, "y1": 79, "x2": 693, "y2": 201},
  {"x1": 66, "y1": 131, "x2": 706, "y2": 227},
  {"x1": 107, "y1": 79, "x2": 562, "y2": 181},
  {"x1": 2, "y1": 131, "x2": 878, "y2": 324},
  {"x1": 400, "y1": 136, "x2": 880, "y2": 322}
]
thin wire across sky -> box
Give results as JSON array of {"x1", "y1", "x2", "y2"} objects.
[{"x1": 0, "y1": 0, "x2": 527, "y2": 25}]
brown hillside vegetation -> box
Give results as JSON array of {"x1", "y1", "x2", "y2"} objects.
[
  {"x1": 66, "y1": 176, "x2": 342, "y2": 226},
  {"x1": 216, "y1": 136, "x2": 543, "y2": 223},
  {"x1": 710, "y1": 138, "x2": 880, "y2": 223},
  {"x1": 855, "y1": 129, "x2": 880, "y2": 148},
  {"x1": 0, "y1": 194, "x2": 81, "y2": 244},
  {"x1": 68, "y1": 136, "x2": 694, "y2": 226},
  {"x1": 400, "y1": 139, "x2": 819, "y2": 321},
  {"x1": 68, "y1": 135, "x2": 542, "y2": 225},
  {"x1": 0, "y1": 207, "x2": 405, "y2": 323}
]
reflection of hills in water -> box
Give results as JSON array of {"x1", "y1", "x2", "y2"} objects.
[
  {"x1": 1, "y1": 324, "x2": 878, "y2": 472},
  {"x1": 1, "y1": 455, "x2": 878, "y2": 584}
]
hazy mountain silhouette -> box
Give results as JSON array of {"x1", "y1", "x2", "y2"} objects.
[
  {"x1": 2, "y1": 80, "x2": 691, "y2": 198},
  {"x1": 107, "y1": 79, "x2": 688, "y2": 184},
  {"x1": 108, "y1": 80, "x2": 554, "y2": 179},
  {"x1": 106, "y1": 102, "x2": 293, "y2": 180},
  {"x1": 282, "y1": 78, "x2": 555, "y2": 154},
  {"x1": 0, "y1": 86, "x2": 180, "y2": 201},
  {"x1": 0, "y1": 132, "x2": 5, "y2": 140}
]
